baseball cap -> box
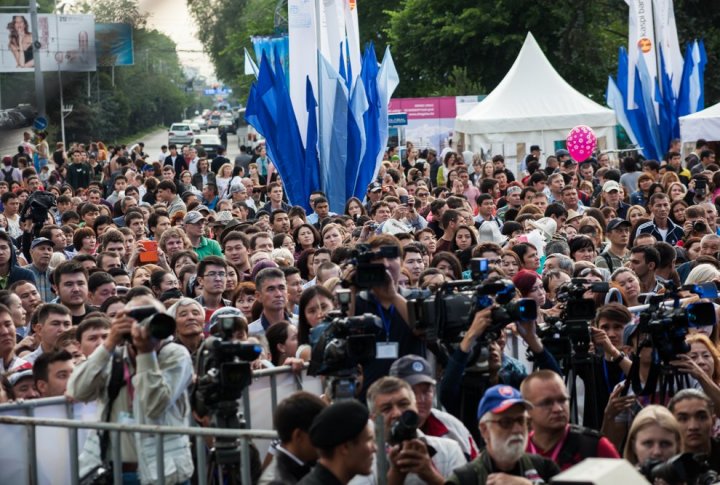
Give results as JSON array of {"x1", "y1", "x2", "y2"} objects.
[
  {"x1": 195, "y1": 205, "x2": 210, "y2": 214},
  {"x1": 368, "y1": 182, "x2": 382, "y2": 193},
  {"x1": 602, "y1": 180, "x2": 621, "y2": 193},
  {"x1": 183, "y1": 211, "x2": 207, "y2": 225},
  {"x1": 389, "y1": 355, "x2": 436, "y2": 386},
  {"x1": 230, "y1": 184, "x2": 246, "y2": 194},
  {"x1": 477, "y1": 384, "x2": 532, "y2": 419},
  {"x1": 506, "y1": 186, "x2": 522, "y2": 196},
  {"x1": 30, "y1": 237, "x2": 53, "y2": 250},
  {"x1": 555, "y1": 148, "x2": 570, "y2": 158},
  {"x1": 207, "y1": 307, "x2": 245, "y2": 333},
  {"x1": 566, "y1": 209, "x2": 583, "y2": 224},
  {"x1": 7, "y1": 362, "x2": 34, "y2": 387},
  {"x1": 212, "y1": 211, "x2": 234, "y2": 225},
  {"x1": 607, "y1": 218, "x2": 632, "y2": 232}
]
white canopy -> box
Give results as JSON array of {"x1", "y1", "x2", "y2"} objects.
[
  {"x1": 679, "y1": 102, "x2": 720, "y2": 142},
  {"x1": 455, "y1": 32, "x2": 617, "y2": 170}
]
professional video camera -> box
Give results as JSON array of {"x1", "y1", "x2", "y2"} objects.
[
  {"x1": 308, "y1": 289, "x2": 381, "y2": 399},
  {"x1": 407, "y1": 258, "x2": 537, "y2": 343},
  {"x1": 193, "y1": 316, "x2": 262, "y2": 468},
  {"x1": 636, "y1": 282, "x2": 717, "y2": 364},
  {"x1": 539, "y1": 278, "x2": 609, "y2": 362},
  {"x1": 639, "y1": 453, "x2": 719, "y2": 485},
  {"x1": 347, "y1": 244, "x2": 400, "y2": 289},
  {"x1": 20, "y1": 190, "x2": 56, "y2": 237}
]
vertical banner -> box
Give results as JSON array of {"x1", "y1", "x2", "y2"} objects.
[
  {"x1": 626, "y1": 0, "x2": 656, "y2": 109},
  {"x1": 0, "y1": 14, "x2": 96, "y2": 73},
  {"x1": 321, "y1": 0, "x2": 345, "y2": 70},
  {"x1": 288, "y1": 0, "x2": 318, "y2": 145},
  {"x1": 343, "y1": 0, "x2": 361, "y2": 86}
]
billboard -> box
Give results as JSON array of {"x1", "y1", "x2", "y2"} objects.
[
  {"x1": 0, "y1": 14, "x2": 96, "y2": 73},
  {"x1": 95, "y1": 23, "x2": 133, "y2": 66}
]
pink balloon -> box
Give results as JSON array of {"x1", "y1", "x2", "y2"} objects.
[{"x1": 566, "y1": 125, "x2": 597, "y2": 162}]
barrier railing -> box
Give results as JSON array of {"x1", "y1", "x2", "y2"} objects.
[{"x1": 0, "y1": 413, "x2": 277, "y2": 485}]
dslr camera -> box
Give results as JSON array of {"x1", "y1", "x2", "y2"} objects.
[
  {"x1": 347, "y1": 244, "x2": 399, "y2": 289},
  {"x1": 640, "y1": 453, "x2": 719, "y2": 485}
]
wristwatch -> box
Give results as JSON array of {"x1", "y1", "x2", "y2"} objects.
[{"x1": 611, "y1": 351, "x2": 626, "y2": 364}]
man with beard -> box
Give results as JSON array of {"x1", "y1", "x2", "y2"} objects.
[
  {"x1": 446, "y1": 385, "x2": 559, "y2": 485},
  {"x1": 520, "y1": 371, "x2": 619, "y2": 471}
]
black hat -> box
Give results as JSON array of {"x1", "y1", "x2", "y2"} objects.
[
  {"x1": 606, "y1": 218, "x2": 631, "y2": 233},
  {"x1": 309, "y1": 400, "x2": 369, "y2": 449}
]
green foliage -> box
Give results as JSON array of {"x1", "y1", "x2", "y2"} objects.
[{"x1": 188, "y1": 0, "x2": 275, "y2": 101}]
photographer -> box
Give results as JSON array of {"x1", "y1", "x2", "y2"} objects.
[
  {"x1": 346, "y1": 234, "x2": 425, "y2": 399},
  {"x1": 439, "y1": 304, "x2": 561, "y2": 444},
  {"x1": 358, "y1": 377, "x2": 466, "y2": 485},
  {"x1": 669, "y1": 389, "x2": 720, "y2": 471},
  {"x1": 390, "y1": 355, "x2": 478, "y2": 459},
  {"x1": 66, "y1": 295, "x2": 194, "y2": 484}
]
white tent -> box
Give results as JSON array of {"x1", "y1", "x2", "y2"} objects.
[
  {"x1": 679, "y1": 102, "x2": 720, "y2": 142},
  {"x1": 455, "y1": 32, "x2": 617, "y2": 172}
]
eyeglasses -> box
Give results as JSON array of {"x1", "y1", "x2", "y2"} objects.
[
  {"x1": 417, "y1": 192, "x2": 429, "y2": 197},
  {"x1": 534, "y1": 396, "x2": 569, "y2": 409},
  {"x1": 203, "y1": 271, "x2": 227, "y2": 279},
  {"x1": 486, "y1": 415, "x2": 528, "y2": 430}
]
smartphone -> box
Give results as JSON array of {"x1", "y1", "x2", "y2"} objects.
[
  {"x1": 138, "y1": 240, "x2": 158, "y2": 264},
  {"x1": 696, "y1": 178, "x2": 707, "y2": 196},
  {"x1": 399, "y1": 195, "x2": 409, "y2": 205}
]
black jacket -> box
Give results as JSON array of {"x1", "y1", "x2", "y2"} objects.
[{"x1": 297, "y1": 463, "x2": 344, "y2": 485}]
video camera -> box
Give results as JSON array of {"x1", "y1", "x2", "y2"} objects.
[
  {"x1": 639, "y1": 453, "x2": 719, "y2": 485},
  {"x1": 389, "y1": 410, "x2": 419, "y2": 445},
  {"x1": 636, "y1": 282, "x2": 717, "y2": 364},
  {"x1": 407, "y1": 258, "x2": 537, "y2": 343},
  {"x1": 308, "y1": 290, "x2": 382, "y2": 399},
  {"x1": 539, "y1": 278, "x2": 609, "y2": 363},
  {"x1": 347, "y1": 244, "x2": 400, "y2": 289},
  {"x1": 193, "y1": 316, "x2": 262, "y2": 465},
  {"x1": 20, "y1": 191, "x2": 56, "y2": 237}
]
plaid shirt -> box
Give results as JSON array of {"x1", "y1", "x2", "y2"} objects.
[{"x1": 23, "y1": 264, "x2": 54, "y2": 302}]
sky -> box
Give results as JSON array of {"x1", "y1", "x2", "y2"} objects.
[{"x1": 137, "y1": 0, "x2": 215, "y2": 79}]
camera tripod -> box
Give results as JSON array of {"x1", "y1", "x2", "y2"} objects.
[
  {"x1": 631, "y1": 360, "x2": 692, "y2": 405},
  {"x1": 206, "y1": 401, "x2": 252, "y2": 485}
]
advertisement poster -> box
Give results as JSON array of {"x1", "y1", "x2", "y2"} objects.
[
  {"x1": 389, "y1": 95, "x2": 483, "y2": 152},
  {"x1": 96, "y1": 23, "x2": 133, "y2": 66},
  {"x1": 0, "y1": 14, "x2": 96, "y2": 73}
]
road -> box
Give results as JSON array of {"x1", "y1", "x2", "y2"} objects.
[
  {"x1": 0, "y1": 125, "x2": 244, "y2": 161},
  {"x1": 135, "y1": 126, "x2": 243, "y2": 162},
  {"x1": 0, "y1": 128, "x2": 27, "y2": 157}
]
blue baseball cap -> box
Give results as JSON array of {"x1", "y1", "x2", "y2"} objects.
[{"x1": 477, "y1": 384, "x2": 532, "y2": 419}]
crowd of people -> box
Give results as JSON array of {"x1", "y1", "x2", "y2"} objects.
[{"x1": 1, "y1": 131, "x2": 720, "y2": 484}]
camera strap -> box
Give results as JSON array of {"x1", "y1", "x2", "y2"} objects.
[{"x1": 374, "y1": 300, "x2": 395, "y2": 341}]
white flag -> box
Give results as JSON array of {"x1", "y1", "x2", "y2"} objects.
[
  {"x1": 626, "y1": 0, "x2": 657, "y2": 109},
  {"x1": 288, "y1": 0, "x2": 319, "y2": 145},
  {"x1": 653, "y1": 0, "x2": 683, "y2": 96}
]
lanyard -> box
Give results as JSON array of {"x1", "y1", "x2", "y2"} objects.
[
  {"x1": 527, "y1": 425, "x2": 570, "y2": 463},
  {"x1": 123, "y1": 360, "x2": 135, "y2": 402},
  {"x1": 375, "y1": 301, "x2": 395, "y2": 342},
  {"x1": 602, "y1": 358, "x2": 625, "y2": 394}
]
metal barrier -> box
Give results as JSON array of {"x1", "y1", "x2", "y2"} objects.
[
  {"x1": 0, "y1": 365, "x2": 317, "y2": 485},
  {"x1": 0, "y1": 413, "x2": 277, "y2": 485}
]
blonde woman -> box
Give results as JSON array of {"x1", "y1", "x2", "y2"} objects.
[
  {"x1": 216, "y1": 162, "x2": 234, "y2": 197},
  {"x1": 623, "y1": 405, "x2": 682, "y2": 467},
  {"x1": 627, "y1": 205, "x2": 648, "y2": 226}
]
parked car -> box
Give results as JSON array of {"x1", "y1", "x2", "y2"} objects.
[
  {"x1": 168, "y1": 123, "x2": 195, "y2": 145},
  {"x1": 194, "y1": 134, "x2": 223, "y2": 159}
]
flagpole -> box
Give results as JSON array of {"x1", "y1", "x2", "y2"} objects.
[
  {"x1": 652, "y1": 0, "x2": 662, "y2": 96},
  {"x1": 314, "y1": 0, "x2": 325, "y2": 192}
]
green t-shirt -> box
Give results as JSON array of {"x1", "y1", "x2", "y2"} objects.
[{"x1": 193, "y1": 236, "x2": 223, "y2": 261}]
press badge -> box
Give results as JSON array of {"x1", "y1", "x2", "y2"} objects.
[
  {"x1": 118, "y1": 411, "x2": 135, "y2": 425},
  {"x1": 376, "y1": 342, "x2": 399, "y2": 359}
]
